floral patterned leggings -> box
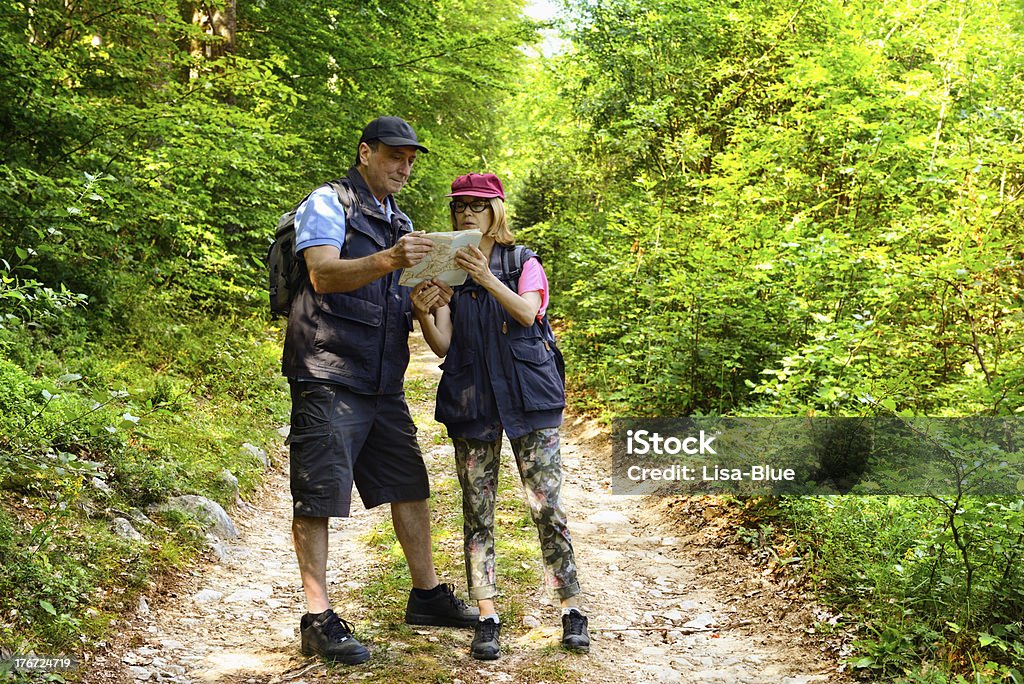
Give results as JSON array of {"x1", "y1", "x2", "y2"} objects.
[{"x1": 453, "y1": 426, "x2": 581, "y2": 601}]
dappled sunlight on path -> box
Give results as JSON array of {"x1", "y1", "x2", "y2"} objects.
[{"x1": 85, "y1": 334, "x2": 851, "y2": 684}]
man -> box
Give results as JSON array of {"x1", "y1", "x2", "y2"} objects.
[{"x1": 282, "y1": 116, "x2": 478, "y2": 664}]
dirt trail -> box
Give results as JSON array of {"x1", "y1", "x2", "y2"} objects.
[{"x1": 86, "y1": 338, "x2": 852, "y2": 684}]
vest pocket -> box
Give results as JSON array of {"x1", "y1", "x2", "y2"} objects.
[
  {"x1": 509, "y1": 338, "x2": 566, "y2": 411},
  {"x1": 312, "y1": 294, "x2": 384, "y2": 379},
  {"x1": 436, "y1": 351, "x2": 482, "y2": 423},
  {"x1": 317, "y1": 294, "x2": 383, "y2": 326}
]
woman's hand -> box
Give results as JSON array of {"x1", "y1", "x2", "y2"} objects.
[
  {"x1": 455, "y1": 245, "x2": 539, "y2": 326},
  {"x1": 455, "y1": 245, "x2": 497, "y2": 286},
  {"x1": 411, "y1": 280, "x2": 453, "y2": 315},
  {"x1": 412, "y1": 280, "x2": 454, "y2": 357}
]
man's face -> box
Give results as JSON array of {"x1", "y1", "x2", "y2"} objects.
[{"x1": 360, "y1": 142, "x2": 418, "y2": 200}]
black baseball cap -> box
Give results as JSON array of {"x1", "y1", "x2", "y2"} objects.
[{"x1": 359, "y1": 116, "x2": 429, "y2": 153}]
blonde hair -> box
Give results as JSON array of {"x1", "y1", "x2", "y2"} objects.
[{"x1": 450, "y1": 197, "x2": 514, "y2": 245}]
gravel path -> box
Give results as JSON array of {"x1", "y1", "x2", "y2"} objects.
[{"x1": 85, "y1": 340, "x2": 851, "y2": 684}]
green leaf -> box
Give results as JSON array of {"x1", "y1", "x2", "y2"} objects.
[
  {"x1": 15, "y1": 246, "x2": 28, "y2": 260},
  {"x1": 852, "y1": 657, "x2": 876, "y2": 669},
  {"x1": 40, "y1": 600, "x2": 57, "y2": 616}
]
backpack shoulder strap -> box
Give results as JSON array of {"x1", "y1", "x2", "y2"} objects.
[
  {"x1": 325, "y1": 178, "x2": 356, "y2": 217},
  {"x1": 283, "y1": 179, "x2": 350, "y2": 220},
  {"x1": 500, "y1": 245, "x2": 535, "y2": 290}
]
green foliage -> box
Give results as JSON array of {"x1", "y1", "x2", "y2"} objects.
[
  {"x1": 495, "y1": 2, "x2": 1024, "y2": 680},
  {"x1": 504, "y1": 0, "x2": 1024, "y2": 418},
  {"x1": 0, "y1": 0, "x2": 538, "y2": 660},
  {"x1": 735, "y1": 494, "x2": 1024, "y2": 679},
  {"x1": 239, "y1": 0, "x2": 536, "y2": 226},
  {"x1": 0, "y1": 296, "x2": 288, "y2": 651},
  {"x1": 1, "y1": 7, "x2": 302, "y2": 315}
]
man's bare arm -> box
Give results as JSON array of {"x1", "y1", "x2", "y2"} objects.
[{"x1": 304, "y1": 233, "x2": 435, "y2": 294}]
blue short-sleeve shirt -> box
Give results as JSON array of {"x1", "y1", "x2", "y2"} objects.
[{"x1": 294, "y1": 185, "x2": 392, "y2": 255}]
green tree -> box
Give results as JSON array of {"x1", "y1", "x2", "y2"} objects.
[{"x1": 508, "y1": 0, "x2": 1024, "y2": 416}]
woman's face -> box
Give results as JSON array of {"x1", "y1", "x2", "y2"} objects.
[{"x1": 451, "y1": 195, "x2": 494, "y2": 233}]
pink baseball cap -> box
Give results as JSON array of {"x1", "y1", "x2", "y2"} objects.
[{"x1": 446, "y1": 173, "x2": 505, "y2": 200}]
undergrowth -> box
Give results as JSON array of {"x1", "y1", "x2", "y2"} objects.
[
  {"x1": 0, "y1": 292, "x2": 288, "y2": 669},
  {"x1": 732, "y1": 495, "x2": 1024, "y2": 684}
]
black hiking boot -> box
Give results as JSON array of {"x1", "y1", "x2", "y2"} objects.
[
  {"x1": 561, "y1": 609, "x2": 590, "y2": 653},
  {"x1": 404, "y1": 583, "x2": 480, "y2": 628},
  {"x1": 299, "y1": 609, "x2": 370, "y2": 664},
  {"x1": 470, "y1": 617, "x2": 501, "y2": 660}
]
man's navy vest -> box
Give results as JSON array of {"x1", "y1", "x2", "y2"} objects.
[
  {"x1": 282, "y1": 167, "x2": 413, "y2": 394},
  {"x1": 435, "y1": 245, "x2": 565, "y2": 441}
]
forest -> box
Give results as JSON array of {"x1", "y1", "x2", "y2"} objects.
[{"x1": 1, "y1": 0, "x2": 1023, "y2": 681}]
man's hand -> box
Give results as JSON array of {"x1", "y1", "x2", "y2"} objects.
[{"x1": 390, "y1": 231, "x2": 434, "y2": 269}]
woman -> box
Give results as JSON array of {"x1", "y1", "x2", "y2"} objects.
[{"x1": 413, "y1": 173, "x2": 590, "y2": 661}]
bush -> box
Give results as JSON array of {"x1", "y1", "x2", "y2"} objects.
[{"x1": 737, "y1": 495, "x2": 1024, "y2": 680}]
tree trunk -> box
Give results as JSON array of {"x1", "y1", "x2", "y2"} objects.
[{"x1": 190, "y1": 0, "x2": 236, "y2": 62}]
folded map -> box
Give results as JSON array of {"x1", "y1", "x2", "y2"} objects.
[{"x1": 398, "y1": 230, "x2": 483, "y2": 287}]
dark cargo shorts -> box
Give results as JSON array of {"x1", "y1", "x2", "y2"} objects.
[{"x1": 287, "y1": 380, "x2": 430, "y2": 517}]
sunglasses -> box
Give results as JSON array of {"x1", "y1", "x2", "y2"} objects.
[{"x1": 450, "y1": 199, "x2": 491, "y2": 214}]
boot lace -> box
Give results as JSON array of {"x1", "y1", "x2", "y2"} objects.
[
  {"x1": 475, "y1": 617, "x2": 500, "y2": 642},
  {"x1": 439, "y1": 582, "x2": 470, "y2": 610},
  {"x1": 564, "y1": 610, "x2": 587, "y2": 636},
  {"x1": 319, "y1": 611, "x2": 355, "y2": 643}
]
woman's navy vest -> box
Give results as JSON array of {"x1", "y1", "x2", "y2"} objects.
[
  {"x1": 435, "y1": 245, "x2": 565, "y2": 441},
  {"x1": 282, "y1": 168, "x2": 414, "y2": 395}
]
